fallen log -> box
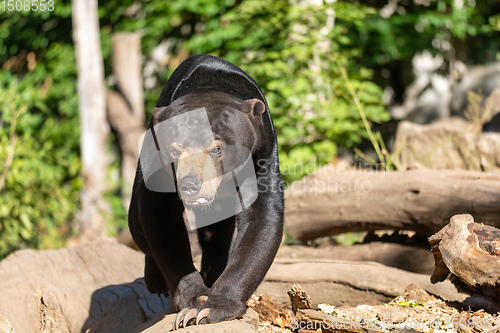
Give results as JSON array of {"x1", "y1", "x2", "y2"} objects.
[
  {"x1": 277, "y1": 243, "x2": 435, "y2": 274},
  {"x1": 285, "y1": 166, "x2": 500, "y2": 241},
  {"x1": 0, "y1": 240, "x2": 172, "y2": 333},
  {"x1": 258, "y1": 257, "x2": 468, "y2": 307},
  {"x1": 136, "y1": 308, "x2": 259, "y2": 332}
]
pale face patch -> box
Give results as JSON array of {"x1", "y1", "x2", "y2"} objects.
[{"x1": 139, "y1": 106, "x2": 258, "y2": 230}]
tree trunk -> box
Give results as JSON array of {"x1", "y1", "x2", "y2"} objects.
[
  {"x1": 112, "y1": 33, "x2": 144, "y2": 123},
  {"x1": 71, "y1": 0, "x2": 108, "y2": 238},
  {"x1": 285, "y1": 166, "x2": 500, "y2": 241},
  {"x1": 107, "y1": 33, "x2": 145, "y2": 209}
]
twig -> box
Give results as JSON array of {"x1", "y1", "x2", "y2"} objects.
[{"x1": 0, "y1": 118, "x2": 19, "y2": 192}]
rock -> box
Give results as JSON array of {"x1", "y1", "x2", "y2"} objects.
[
  {"x1": 389, "y1": 51, "x2": 451, "y2": 125},
  {"x1": 483, "y1": 88, "x2": 500, "y2": 132},
  {"x1": 451, "y1": 63, "x2": 500, "y2": 118},
  {"x1": 376, "y1": 306, "x2": 411, "y2": 324},
  {"x1": 395, "y1": 117, "x2": 468, "y2": 169},
  {"x1": 395, "y1": 117, "x2": 500, "y2": 171},
  {"x1": 396, "y1": 284, "x2": 437, "y2": 305}
]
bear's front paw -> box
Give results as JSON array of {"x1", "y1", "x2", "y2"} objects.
[
  {"x1": 172, "y1": 271, "x2": 209, "y2": 310},
  {"x1": 172, "y1": 293, "x2": 246, "y2": 330}
]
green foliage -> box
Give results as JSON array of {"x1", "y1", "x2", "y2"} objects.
[
  {"x1": 359, "y1": 0, "x2": 500, "y2": 65},
  {"x1": 0, "y1": 71, "x2": 81, "y2": 259},
  {"x1": 170, "y1": 1, "x2": 390, "y2": 182},
  {"x1": 396, "y1": 299, "x2": 426, "y2": 307},
  {"x1": 332, "y1": 232, "x2": 366, "y2": 246},
  {"x1": 98, "y1": 0, "x2": 390, "y2": 183},
  {"x1": 0, "y1": 0, "x2": 82, "y2": 258}
]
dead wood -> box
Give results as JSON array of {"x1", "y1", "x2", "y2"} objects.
[
  {"x1": 135, "y1": 308, "x2": 259, "y2": 333},
  {"x1": 429, "y1": 214, "x2": 500, "y2": 308},
  {"x1": 287, "y1": 284, "x2": 312, "y2": 313},
  {"x1": 286, "y1": 283, "x2": 500, "y2": 333},
  {"x1": 0, "y1": 240, "x2": 171, "y2": 333},
  {"x1": 277, "y1": 243, "x2": 435, "y2": 274},
  {"x1": 248, "y1": 294, "x2": 292, "y2": 328},
  {"x1": 286, "y1": 285, "x2": 374, "y2": 333},
  {"x1": 258, "y1": 255, "x2": 468, "y2": 307},
  {"x1": 285, "y1": 166, "x2": 500, "y2": 241}
]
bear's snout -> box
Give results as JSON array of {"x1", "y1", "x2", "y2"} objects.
[{"x1": 179, "y1": 176, "x2": 202, "y2": 196}]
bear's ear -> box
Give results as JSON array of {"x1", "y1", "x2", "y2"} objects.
[
  {"x1": 245, "y1": 98, "x2": 266, "y2": 120},
  {"x1": 152, "y1": 106, "x2": 169, "y2": 124}
]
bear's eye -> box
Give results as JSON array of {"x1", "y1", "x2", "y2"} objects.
[
  {"x1": 210, "y1": 146, "x2": 221, "y2": 156},
  {"x1": 170, "y1": 148, "x2": 181, "y2": 158}
]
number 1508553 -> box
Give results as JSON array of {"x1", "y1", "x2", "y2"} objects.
[{"x1": 1, "y1": 0, "x2": 55, "y2": 11}]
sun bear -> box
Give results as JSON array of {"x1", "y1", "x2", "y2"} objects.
[{"x1": 128, "y1": 54, "x2": 284, "y2": 329}]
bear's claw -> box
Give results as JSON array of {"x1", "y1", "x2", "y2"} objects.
[
  {"x1": 172, "y1": 308, "x2": 211, "y2": 330},
  {"x1": 196, "y1": 308, "x2": 210, "y2": 325},
  {"x1": 173, "y1": 308, "x2": 189, "y2": 330}
]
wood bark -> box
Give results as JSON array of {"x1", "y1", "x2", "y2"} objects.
[
  {"x1": 248, "y1": 294, "x2": 292, "y2": 328},
  {"x1": 285, "y1": 166, "x2": 500, "y2": 241},
  {"x1": 429, "y1": 214, "x2": 500, "y2": 308},
  {"x1": 71, "y1": 0, "x2": 109, "y2": 235}
]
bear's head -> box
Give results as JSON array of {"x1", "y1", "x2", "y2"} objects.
[{"x1": 148, "y1": 91, "x2": 266, "y2": 208}]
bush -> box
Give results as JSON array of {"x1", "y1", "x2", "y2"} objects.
[{"x1": 0, "y1": 71, "x2": 82, "y2": 258}]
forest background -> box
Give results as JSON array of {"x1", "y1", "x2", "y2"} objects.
[{"x1": 0, "y1": 0, "x2": 499, "y2": 259}]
